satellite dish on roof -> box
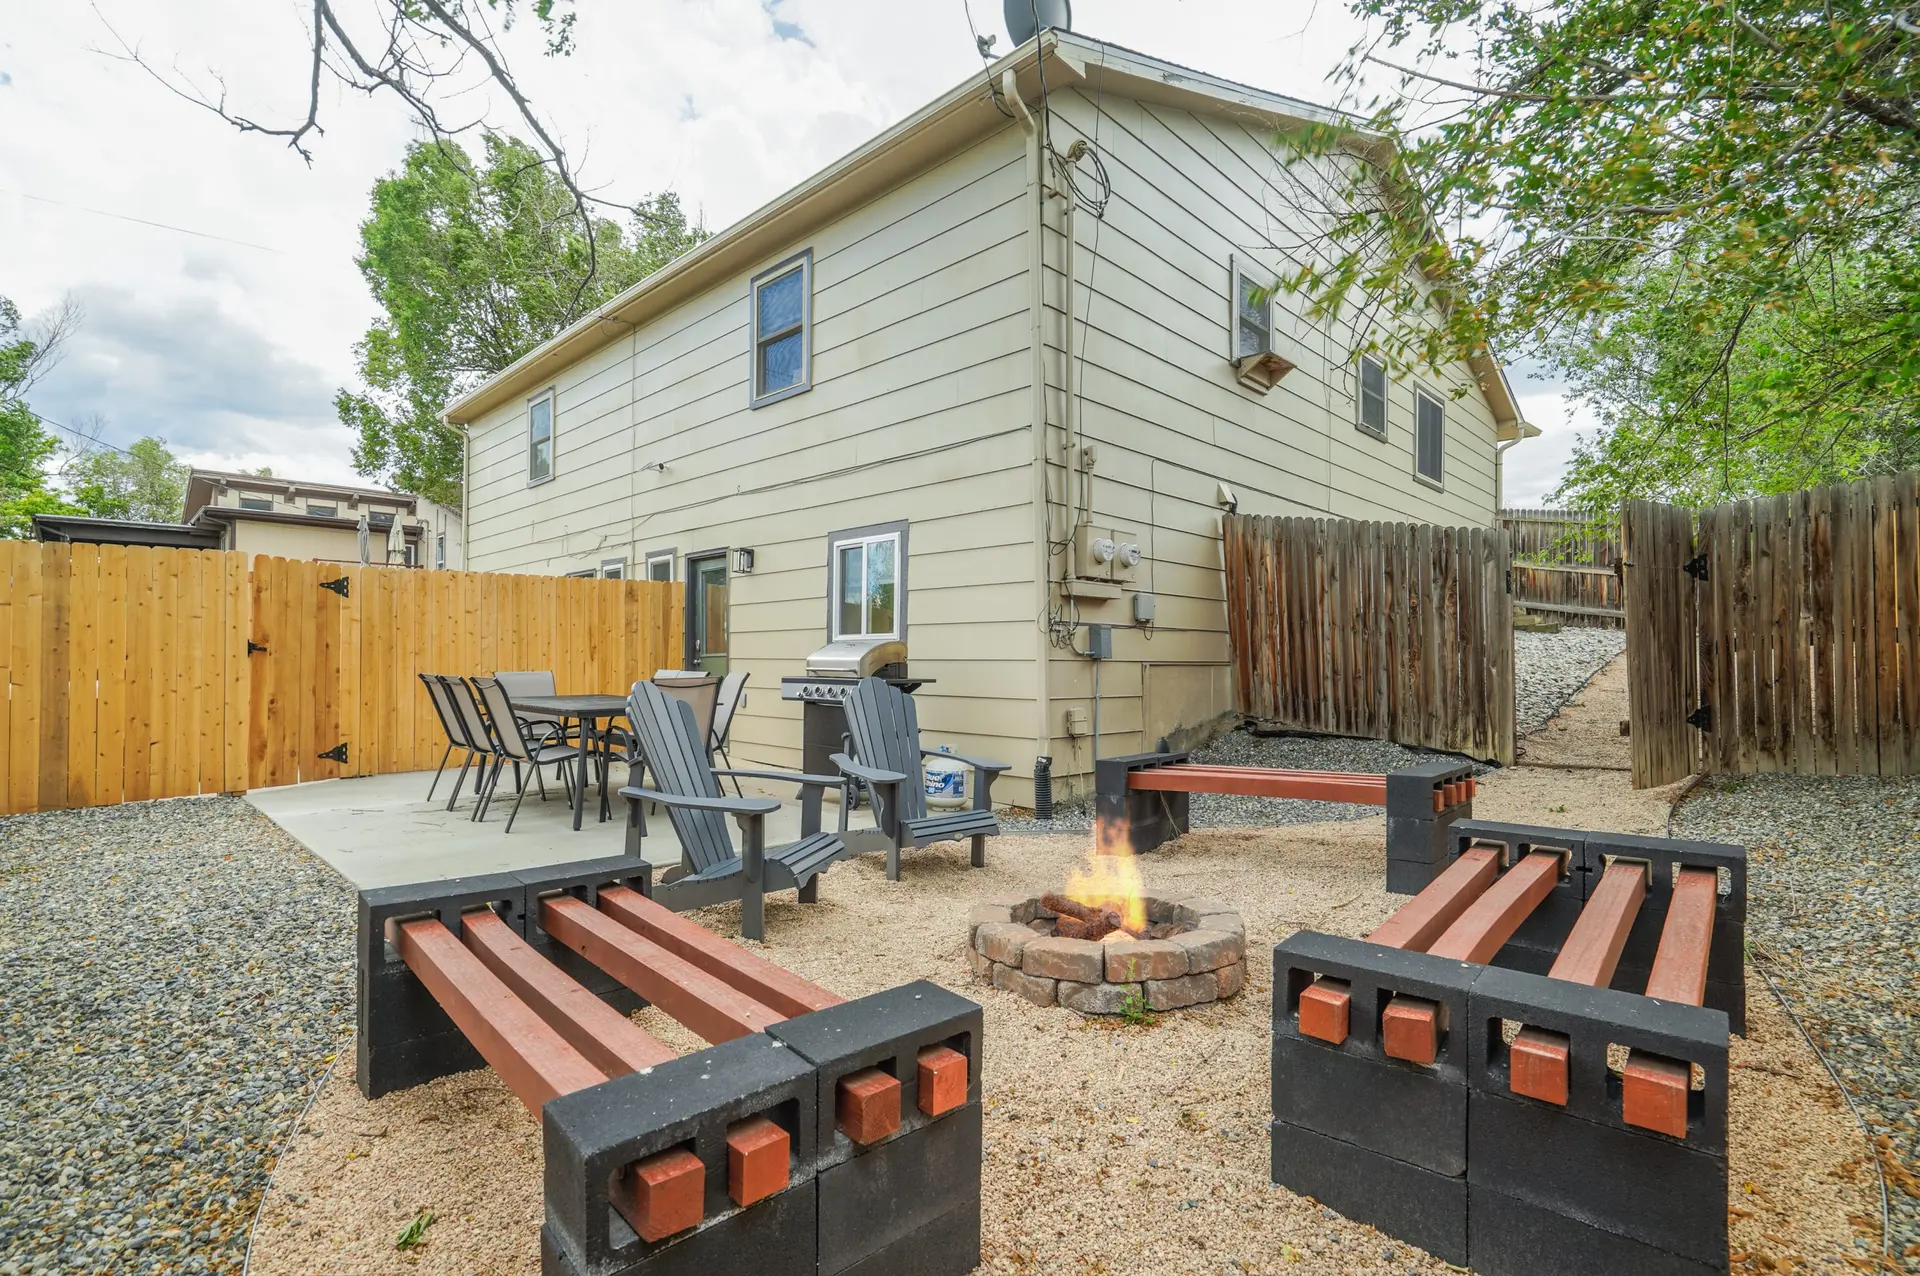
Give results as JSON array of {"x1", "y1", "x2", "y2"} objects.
[{"x1": 1005, "y1": 0, "x2": 1071, "y2": 44}]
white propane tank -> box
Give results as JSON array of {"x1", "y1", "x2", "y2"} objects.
[{"x1": 924, "y1": 746, "x2": 968, "y2": 809}]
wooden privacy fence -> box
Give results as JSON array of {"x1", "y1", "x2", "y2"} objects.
[
  {"x1": 1498, "y1": 507, "x2": 1623, "y2": 627},
  {"x1": 1623, "y1": 473, "x2": 1920, "y2": 787},
  {"x1": 0, "y1": 542, "x2": 682, "y2": 817},
  {"x1": 1223, "y1": 513, "x2": 1516, "y2": 764}
]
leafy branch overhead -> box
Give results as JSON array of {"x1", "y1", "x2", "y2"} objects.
[
  {"x1": 1289, "y1": 0, "x2": 1919, "y2": 502},
  {"x1": 340, "y1": 135, "x2": 709, "y2": 507}
]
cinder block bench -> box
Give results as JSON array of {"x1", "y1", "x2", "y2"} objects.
[
  {"x1": 356, "y1": 857, "x2": 983, "y2": 1276},
  {"x1": 1271, "y1": 821, "x2": 1745, "y2": 1273}
]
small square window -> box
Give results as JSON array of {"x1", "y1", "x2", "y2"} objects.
[
  {"x1": 827, "y1": 523, "x2": 906, "y2": 640},
  {"x1": 601, "y1": 558, "x2": 627, "y2": 580},
  {"x1": 238, "y1": 496, "x2": 273, "y2": 512},
  {"x1": 644, "y1": 551, "x2": 675, "y2": 582},
  {"x1": 751, "y1": 251, "x2": 812, "y2": 407},
  {"x1": 1232, "y1": 264, "x2": 1272, "y2": 361},
  {"x1": 307, "y1": 503, "x2": 337, "y2": 518},
  {"x1": 1357, "y1": 355, "x2": 1388, "y2": 439},
  {"x1": 528, "y1": 390, "x2": 555, "y2": 483},
  {"x1": 1416, "y1": 392, "x2": 1445, "y2": 485},
  {"x1": 435, "y1": 534, "x2": 447, "y2": 570}
]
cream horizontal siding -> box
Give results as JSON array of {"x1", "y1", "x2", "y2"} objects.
[
  {"x1": 1034, "y1": 87, "x2": 1503, "y2": 783},
  {"x1": 465, "y1": 125, "x2": 1043, "y2": 791}
]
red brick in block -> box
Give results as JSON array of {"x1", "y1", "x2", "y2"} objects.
[
  {"x1": 1509, "y1": 1027, "x2": 1570, "y2": 1105},
  {"x1": 916, "y1": 1045, "x2": 968, "y2": 1117},
  {"x1": 1297, "y1": 978, "x2": 1351, "y2": 1045},
  {"x1": 836, "y1": 1067, "x2": 901, "y2": 1144},
  {"x1": 1381, "y1": 997, "x2": 1439, "y2": 1065},
  {"x1": 1622, "y1": 1052, "x2": 1691, "y2": 1138},
  {"x1": 615, "y1": 1147, "x2": 704, "y2": 1242},
  {"x1": 726, "y1": 1115, "x2": 790, "y2": 1207}
]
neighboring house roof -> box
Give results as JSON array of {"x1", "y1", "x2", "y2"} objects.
[
  {"x1": 182, "y1": 469, "x2": 420, "y2": 522},
  {"x1": 442, "y1": 30, "x2": 1531, "y2": 440},
  {"x1": 31, "y1": 514, "x2": 223, "y2": 549}
]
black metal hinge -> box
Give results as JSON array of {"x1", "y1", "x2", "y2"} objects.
[
  {"x1": 319, "y1": 742, "x2": 349, "y2": 764},
  {"x1": 319, "y1": 577, "x2": 350, "y2": 598},
  {"x1": 247, "y1": 640, "x2": 268, "y2": 655},
  {"x1": 1505, "y1": 568, "x2": 1513, "y2": 594},
  {"x1": 1686, "y1": 704, "x2": 1712, "y2": 732},
  {"x1": 1682, "y1": 553, "x2": 1709, "y2": 582}
]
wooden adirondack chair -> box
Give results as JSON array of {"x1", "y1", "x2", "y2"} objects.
[
  {"x1": 832, "y1": 676, "x2": 1010, "y2": 881},
  {"x1": 618, "y1": 680, "x2": 848, "y2": 941}
]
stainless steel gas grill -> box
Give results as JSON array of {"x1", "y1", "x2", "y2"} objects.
[{"x1": 781, "y1": 638, "x2": 929, "y2": 785}]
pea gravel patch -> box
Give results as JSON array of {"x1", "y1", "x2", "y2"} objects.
[
  {"x1": 0, "y1": 796, "x2": 354, "y2": 1276},
  {"x1": 1672, "y1": 772, "x2": 1920, "y2": 1269}
]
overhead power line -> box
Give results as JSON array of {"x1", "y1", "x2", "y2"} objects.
[{"x1": 0, "y1": 188, "x2": 287, "y2": 254}]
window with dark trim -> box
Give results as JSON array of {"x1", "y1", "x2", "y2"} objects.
[
  {"x1": 1357, "y1": 355, "x2": 1388, "y2": 440},
  {"x1": 238, "y1": 496, "x2": 273, "y2": 511},
  {"x1": 750, "y1": 250, "x2": 812, "y2": 407},
  {"x1": 1416, "y1": 391, "x2": 1446, "y2": 486},
  {"x1": 644, "y1": 550, "x2": 675, "y2": 582},
  {"x1": 601, "y1": 558, "x2": 626, "y2": 580},
  {"x1": 1230, "y1": 256, "x2": 1274, "y2": 361},
  {"x1": 827, "y1": 520, "x2": 907, "y2": 640},
  {"x1": 307, "y1": 503, "x2": 337, "y2": 518},
  {"x1": 528, "y1": 389, "x2": 555, "y2": 483}
]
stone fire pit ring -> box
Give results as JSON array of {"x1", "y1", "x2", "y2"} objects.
[{"x1": 967, "y1": 894, "x2": 1247, "y2": 1014}]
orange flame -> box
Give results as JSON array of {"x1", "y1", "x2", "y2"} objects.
[{"x1": 1063, "y1": 810, "x2": 1147, "y2": 934}]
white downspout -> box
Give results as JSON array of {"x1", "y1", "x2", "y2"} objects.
[{"x1": 1008, "y1": 66, "x2": 1054, "y2": 798}]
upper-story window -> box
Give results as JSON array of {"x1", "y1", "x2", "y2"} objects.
[
  {"x1": 750, "y1": 250, "x2": 813, "y2": 407},
  {"x1": 238, "y1": 496, "x2": 273, "y2": 511},
  {"x1": 307, "y1": 503, "x2": 337, "y2": 518},
  {"x1": 528, "y1": 389, "x2": 555, "y2": 484},
  {"x1": 1357, "y1": 355, "x2": 1388, "y2": 440},
  {"x1": 829, "y1": 521, "x2": 906, "y2": 640},
  {"x1": 1416, "y1": 391, "x2": 1446, "y2": 486}
]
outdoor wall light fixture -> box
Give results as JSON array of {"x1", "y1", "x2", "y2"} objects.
[{"x1": 733, "y1": 547, "x2": 756, "y2": 575}]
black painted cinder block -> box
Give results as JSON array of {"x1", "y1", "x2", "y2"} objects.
[
  {"x1": 1469, "y1": 1089, "x2": 1729, "y2": 1266},
  {"x1": 1385, "y1": 813, "x2": 1458, "y2": 865},
  {"x1": 1271, "y1": 1033, "x2": 1466, "y2": 1175},
  {"x1": 1468, "y1": 1184, "x2": 1727, "y2": 1276},
  {"x1": 354, "y1": 872, "x2": 526, "y2": 1098},
  {"x1": 1271, "y1": 932, "x2": 1479, "y2": 1176},
  {"x1": 1385, "y1": 857, "x2": 1441, "y2": 895},
  {"x1": 815, "y1": 1103, "x2": 982, "y2": 1276},
  {"x1": 356, "y1": 1028, "x2": 486, "y2": 1100},
  {"x1": 517, "y1": 858, "x2": 655, "y2": 1014},
  {"x1": 1469, "y1": 963, "x2": 1730, "y2": 1155},
  {"x1": 1447, "y1": 819, "x2": 1589, "y2": 897},
  {"x1": 1384, "y1": 759, "x2": 1473, "y2": 819},
  {"x1": 538, "y1": 1181, "x2": 817, "y2": 1276},
  {"x1": 1093, "y1": 751, "x2": 1191, "y2": 854},
  {"x1": 766, "y1": 980, "x2": 983, "y2": 1161},
  {"x1": 830, "y1": 1192, "x2": 981, "y2": 1276},
  {"x1": 543, "y1": 1033, "x2": 818, "y2": 1276},
  {"x1": 1269, "y1": 1121, "x2": 1468, "y2": 1265}
]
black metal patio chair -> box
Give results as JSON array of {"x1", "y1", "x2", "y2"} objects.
[
  {"x1": 619, "y1": 680, "x2": 847, "y2": 942},
  {"x1": 831, "y1": 675, "x2": 1010, "y2": 880},
  {"x1": 419, "y1": 672, "x2": 478, "y2": 803},
  {"x1": 432, "y1": 673, "x2": 501, "y2": 813},
  {"x1": 469, "y1": 675, "x2": 579, "y2": 831}
]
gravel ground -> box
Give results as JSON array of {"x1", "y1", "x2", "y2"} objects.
[
  {"x1": 1514, "y1": 627, "x2": 1626, "y2": 734},
  {"x1": 1673, "y1": 772, "x2": 1920, "y2": 1269},
  {"x1": 247, "y1": 813, "x2": 1870, "y2": 1276},
  {"x1": 1002, "y1": 628, "x2": 1628, "y2": 836},
  {"x1": 0, "y1": 796, "x2": 355, "y2": 1276}
]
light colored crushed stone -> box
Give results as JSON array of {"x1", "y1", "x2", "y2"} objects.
[{"x1": 249, "y1": 822, "x2": 1873, "y2": 1273}]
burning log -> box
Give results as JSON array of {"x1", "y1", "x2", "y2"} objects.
[{"x1": 1042, "y1": 893, "x2": 1140, "y2": 941}]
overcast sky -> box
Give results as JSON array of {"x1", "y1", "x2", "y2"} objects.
[{"x1": 0, "y1": 0, "x2": 1580, "y2": 502}]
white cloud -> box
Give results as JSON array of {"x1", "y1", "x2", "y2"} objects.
[{"x1": 4, "y1": 0, "x2": 1587, "y2": 499}]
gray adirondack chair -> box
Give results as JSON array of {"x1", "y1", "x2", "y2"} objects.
[
  {"x1": 831, "y1": 676, "x2": 1009, "y2": 880},
  {"x1": 618, "y1": 680, "x2": 847, "y2": 941}
]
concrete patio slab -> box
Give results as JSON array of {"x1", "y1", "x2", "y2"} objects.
[{"x1": 247, "y1": 766, "x2": 877, "y2": 890}]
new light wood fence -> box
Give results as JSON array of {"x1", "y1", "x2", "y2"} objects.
[
  {"x1": 1498, "y1": 508, "x2": 1623, "y2": 626},
  {"x1": 1223, "y1": 513, "x2": 1516, "y2": 764},
  {"x1": 1623, "y1": 473, "x2": 1920, "y2": 787},
  {"x1": 0, "y1": 543, "x2": 681, "y2": 816}
]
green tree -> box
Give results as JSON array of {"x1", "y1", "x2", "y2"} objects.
[
  {"x1": 339, "y1": 134, "x2": 708, "y2": 507},
  {"x1": 1287, "y1": 0, "x2": 1920, "y2": 503},
  {"x1": 66, "y1": 436, "x2": 192, "y2": 522},
  {"x1": 0, "y1": 295, "x2": 78, "y2": 539}
]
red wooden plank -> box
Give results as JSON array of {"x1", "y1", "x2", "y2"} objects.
[
  {"x1": 1427, "y1": 852, "x2": 1564, "y2": 964},
  {"x1": 461, "y1": 909, "x2": 677, "y2": 1078},
  {"x1": 1127, "y1": 765, "x2": 1388, "y2": 806},
  {"x1": 1297, "y1": 979, "x2": 1352, "y2": 1045},
  {"x1": 540, "y1": 896, "x2": 785, "y2": 1043},
  {"x1": 597, "y1": 885, "x2": 843, "y2": 1017},
  {"x1": 917, "y1": 1044, "x2": 968, "y2": 1116},
  {"x1": 1510, "y1": 861, "x2": 1651, "y2": 1105},
  {"x1": 1623, "y1": 866, "x2": 1717, "y2": 1137},
  {"x1": 726, "y1": 1116, "x2": 790, "y2": 1207},
  {"x1": 616, "y1": 1149, "x2": 705, "y2": 1243},
  {"x1": 1367, "y1": 847, "x2": 1500, "y2": 952},
  {"x1": 837, "y1": 1068, "x2": 902, "y2": 1144},
  {"x1": 393, "y1": 917, "x2": 606, "y2": 1116}
]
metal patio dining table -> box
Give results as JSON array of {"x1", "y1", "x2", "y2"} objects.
[{"x1": 510, "y1": 693, "x2": 628, "y2": 831}]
